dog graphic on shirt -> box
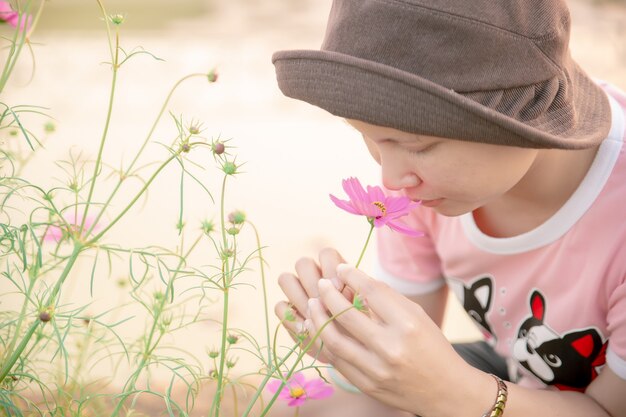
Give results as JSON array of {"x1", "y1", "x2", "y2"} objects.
[
  {"x1": 448, "y1": 276, "x2": 495, "y2": 345},
  {"x1": 513, "y1": 290, "x2": 607, "y2": 391}
]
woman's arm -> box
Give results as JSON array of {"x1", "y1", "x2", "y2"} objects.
[{"x1": 308, "y1": 265, "x2": 626, "y2": 417}]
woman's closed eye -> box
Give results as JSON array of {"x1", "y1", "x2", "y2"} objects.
[{"x1": 404, "y1": 142, "x2": 436, "y2": 155}]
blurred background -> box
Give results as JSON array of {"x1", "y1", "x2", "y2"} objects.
[{"x1": 2, "y1": 0, "x2": 626, "y2": 410}]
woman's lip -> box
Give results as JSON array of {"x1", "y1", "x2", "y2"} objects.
[{"x1": 420, "y1": 198, "x2": 444, "y2": 207}]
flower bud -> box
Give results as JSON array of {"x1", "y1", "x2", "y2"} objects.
[
  {"x1": 228, "y1": 210, "x2": 246, "y2": 225},
  {"x1": 44, "y1": 121, "x2": 56, "y2": 133},
  {"x1": 189, "y1": 124, "x2": 201, "y2": 135},
  {"x1": 353, "y1": 294, "x2": 367, "y2": 312},
  {"x1": 201, "y1": 220, "x2": 215, "y2": 235},
  {"x1": 226, "y1": 227, "x2": 239, "y2": 236},
  {"x1": 222, "y1": 161, "x2": 237, "y2": 175},
  {"x1": 212, "y1": 141, "x2": 225, "y2": 155},
  {"x1": 208, "y1": 350, "x2": 219, "y2": 359},
  {"x1": 226, "y1": 358, "x2": 237, "y2": 369},
  {"x1": 296, "y1": 331, "x2": 308, "y2": 343},
  {"x1": 181, "y1": 143, "x2": 191, "y2": 153},
  {"x1": 109, "y1": 14, "x2": 125, "y2": 25},
  {"x1": 284, "y1": 309, "x2": 296, "y2": 322},
  {"x1": 161, "y1": 313, "x2": 173, "y2": 327},
  {"x1": 207, "y1": 69, "x2": 218, "y2": 83},
  {"x1": 226, "y1": 334, "x2": 239, "y2": 344},
  {"x1": 39, "y1": 311, "x2": 52, "y2": 323}
]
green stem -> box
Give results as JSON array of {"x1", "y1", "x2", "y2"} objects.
[
  {"x1": 241, "y1": 306, "x2": 354, "y2": 417},
  {"x1": 0, "y1": 0, "x2": 32, "y2": 93},
  {"x1": 88, "y1": 74, "x2": 205, "y2": 233},
  {"x1": 249, "y1": 221, "x2": 272, "y2": 367},
  {"x1": 110, "y1": 234, "x2": 203, "y2": 417},
  {"x1": 0, "y1": 244, "x2": 82, "y2": 383},
  {"x1": 85, "y1": 153, "x2": 178, "y2": 245},
  {"x1": 355, "y1": 223, "x2": 375, "y2": 268},
  {"x1": 4, "y1": 270, "x2": 37, "y2": 366},
  {"x1": 80, "y1": 22, "x2": 120, "y2": 234},
  {"x1": 211, "y1": 175, "x2": 231, "y2": 417}
]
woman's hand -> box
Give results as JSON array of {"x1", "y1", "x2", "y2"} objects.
[
  {"x1": 274, "y1": 248, "x2": 354, "y2": 363},
  {"x1": 307, "y1": 264, "x2": 490, "y2": 416}
]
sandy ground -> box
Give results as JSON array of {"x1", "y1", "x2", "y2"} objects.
[{"x1": 2, "y1": 0, "x2": 625, "y2": 415}]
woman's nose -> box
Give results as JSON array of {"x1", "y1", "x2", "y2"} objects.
[{"x1": 380, "y1": 159, "x2": 420, "y2": 191}]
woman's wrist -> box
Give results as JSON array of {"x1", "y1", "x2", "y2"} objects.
[
  {"x1": 481, "y1": 374, "x2": 508, "y2": 417},
  {"x1": 442, "y1": 365, "x2": 498, "y2": 417}
]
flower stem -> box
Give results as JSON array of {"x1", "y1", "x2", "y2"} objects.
[
  {"x1": 80, "y1": 20, "x2": 120, "y2": 235},
  {"x1": 110, "y1": 234, "x2": 203, "y2": 417},
  {"x1": 249, "y1": 221, "x2": 272, "y2": 366},
  {"x1": 0, "y1": 243, "x2": 82, "y2": 383},
  {"x1": 0, "y1": 0, "x2": 32, "y2": 94},
  {"x1": 85, "y1": 153, "x2": 178, "y2": 245},
  {"x1": 87, "y1": 74, "x2": 206, "y2": 233},
  {"x1": 211, "y1": 174, "x2": 232, "y2": 417},
  {"x1": 355, "y1": 223, "x2": 375, "y2": 268},
  {"x1": 253, "y1": 306, "x2": 355, "y2": 417}
]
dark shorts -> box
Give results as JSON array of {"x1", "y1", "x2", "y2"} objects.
[{"x1": 453, "y1": 341, "x2": 510, "y2": 381}]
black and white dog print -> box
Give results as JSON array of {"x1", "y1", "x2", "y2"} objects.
[
  {"x1": 449, "y1": 276, "x2": 495, "y2": 344},
  {"x1": 513, "y1": 290, "x2": 607, "y2": 391}
]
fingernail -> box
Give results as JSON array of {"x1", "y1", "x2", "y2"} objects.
[
  {"x1": 296, "y1": 321, "x2": 305, "y2": 333},
  {"x1": 303, "y1": 319, "x2": 313, "y2": 332},
  {"x1": 306, "y1": 297, "x2": 317, "y2": 316},
  {"x1": 336, "y1": 263, "x2": 350, "y2": 275}
]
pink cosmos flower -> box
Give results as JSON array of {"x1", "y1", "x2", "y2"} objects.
[
  {"x1": 330, "y1": 177, "x2": 423, "y2": 237},
  {"x1": 266, "y1": 372, "x2": 334, "y2": 407},
  {"x1": 0, "y1": 1, "x2": 31, "y2": 30},
  {"x1": 43, "y1": 214, "x2": 99, "y2": 243}
]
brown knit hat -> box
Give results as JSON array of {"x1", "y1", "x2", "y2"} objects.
[{"x1": 272, "y1": 0, "x2": 611, "y2": 149}]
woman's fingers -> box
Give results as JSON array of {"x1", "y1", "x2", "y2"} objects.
[
  {"x1": 275, "y1": 300, "x2": 332, "y2": 363},
  {"x1": 277, "y1": 271, "x2": 310, "y2": 317},
  {"x1": 306, "y1": 297, "x2": 380, "y2": 370},
  {"x1": 318, "y1": 248, "x2": 345, "y2": 281},
  {"x1": 294, "y1": 257, "x2": 323, "y2": 299},
  {"x1": 335, "y1": 264, "x2": 411, "y2": 325},
  {"x1": 315, "y1": 279, "x2": 384, "y2": 344},
  {"x1": 275, "y1": 300, "x2": 305, "y2": 330}
]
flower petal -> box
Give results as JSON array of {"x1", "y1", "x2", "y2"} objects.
[
  {"x1": 329, "y1": 194, "x2": 361, "y2": 215},
  {"x1": 43, "y1": 226, "x2": 63, "y2": 242},
  {"x1": 290, "y1": 372, "x2": 307, "y2": 386},
  {"x1": 287, "y1": 397, "x2": 306, "y2": 407},
  {"x1": 386, "y1": 220, "x2": 424, "y2": 237},
  {"x1": 366, "y1": 185, "x2": 386, "y2": 203},
  {"x1": 303, "y1": 379, "x2": 335, "y2": 400},
  {"x1": 266, "y1": 379, "x2": 283, "y2": 394}
]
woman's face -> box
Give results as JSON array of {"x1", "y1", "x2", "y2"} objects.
[{"x1": 346, "y1": 119, "x2": 539, "y2": 216}]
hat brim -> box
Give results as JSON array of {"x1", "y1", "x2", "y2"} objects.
[{"x1": 273, "y1": 49, "x2": 611, "y2": 149}]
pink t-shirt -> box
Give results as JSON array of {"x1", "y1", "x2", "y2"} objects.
[{"x1": 376, "y1": 83, "x2": 626, "y2": 391}]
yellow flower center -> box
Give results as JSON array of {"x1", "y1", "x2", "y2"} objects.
[
  {"x1": 289, "y1": 387, "x2": 305, "y2": 398},
  {"x1": 372, "y1": 201, "x2": 386, "y2": 216}
]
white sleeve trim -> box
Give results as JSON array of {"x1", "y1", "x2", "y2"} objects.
[
  {"x1": 607, "y1": 347, "x2": 626, "y2": 381},
  {"x1": 373, "y1": 261, "x2": 446, "y2": 295}
]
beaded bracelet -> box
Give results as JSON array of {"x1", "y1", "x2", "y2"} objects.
[{"x1": 481, "y1": 374, "x2": 508, "y2": 417}]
